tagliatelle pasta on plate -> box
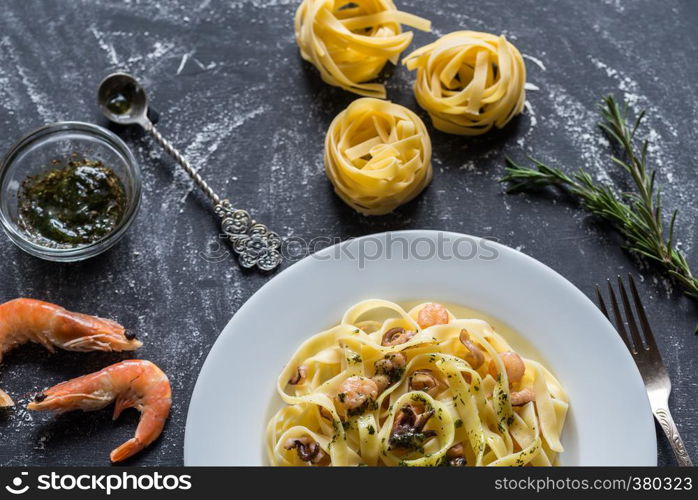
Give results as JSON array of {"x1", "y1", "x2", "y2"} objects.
[
  {"x1": 267, "y1": 300, "x2": 569, "y2": 466},
  {"x1": 294, "y1": 0, "x2": 431, "y2": 98},
  {"x1": 403, "y1": 31, "x2": 527, "y2": 135},
  {"x1": 324, "y1": 98, "x2": 432, "y2": 216}
]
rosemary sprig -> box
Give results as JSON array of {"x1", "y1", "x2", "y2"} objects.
[{"x1": 501, "y1": 96, "x2": 698, "y2": 302}]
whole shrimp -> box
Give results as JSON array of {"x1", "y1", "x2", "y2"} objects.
[
  {"x1": 28, "y1": 359, "x2": 172, "y2": 463},
  {"x1": 0, "y1": 298, "x2": 141, "y2": 407}
]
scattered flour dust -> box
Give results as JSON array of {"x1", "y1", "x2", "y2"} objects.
[
  {"x1": 588, "y1": 55, "x2": 683, "y2": 206},
  {"x1": 523, "y1": 54, "x2": 547, "y2": 72},
  {"x1": 516, "y1": 53, "x2": 545, "y2": 148},
  {"x1": 524, "y1": 83, "x2": 540, "y2": 92},
  {"x1": 90, "y1": 26, "x2": 120, "y2": 66},
  {"x1": 589, "y1": 56, "x2": 677, "y2": 138},
  {"x1": 543, "y1": 58, "x2": 694, "y2": 253},
  {"x1": 459, "y1": 160, "x2": 477, "y2": 173},
  {"x1": 546, "y1": 83, "x2": 613, "y2": 183},
  {"x1": 0, "y1": 36, "x2": 56, "y2": 121},
  {"x1": 546, "y1": 55, "x2": 680, "y2": 189},
  {"x1": 231, "y1": 0, "x2": 297, "y2": 7},
  {"x1": 176, "y1": 51, "x2": 217, "y2": 74},
  {"x1": 88, "y1": 27, "x2": 182, "y2": 73},
  {"x1": 515, "y1": 100, "x2": 538, "y2": 149},
  {"x1": 176, "y1": 51, "x2": 193, "y2": 74},
  {"x1": 177, "y1": 104, "x2": 271, "y2": 203},
  {"x1": 524, "y1": 101, "x2": 537, "y2": 128},
  {"x1": 599, "y1": 0, "x2": 625, "y2": 13}
]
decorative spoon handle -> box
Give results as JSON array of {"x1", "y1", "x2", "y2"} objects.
[
  {"x1": 142, "y1": 121, "x2": 282, "y2": 271},
  {"x1": 144, "y1": 121, "x2": 221, "y2": 205}
]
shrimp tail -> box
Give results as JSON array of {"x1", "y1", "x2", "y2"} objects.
[
  {"x1": 0, "y1": 388, "x2": 14, "y2": 407},
  {"x1": 110, "y1": 438, "x2": 145, "y2": 463},
  {"x1": 110, "y1": 403, "x2": 170, "y2": 462}
]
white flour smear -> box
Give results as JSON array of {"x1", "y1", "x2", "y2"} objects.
[
  {"x1": 588, "y1": 56, "x2": 694, "y2": 250},
  {"x1": 545, "y1": 83, "x2": 613, "y2": 184},
  {"x1": 177, "y1": 105, "x2": 271, "y2": 204},
  {"x1": 523, "y1": 54, "x2": 547, "y2": 72},
  {"x1": 0, "y1": 37, "x2": 57, "y2": 122}
]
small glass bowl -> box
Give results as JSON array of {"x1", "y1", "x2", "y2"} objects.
[{"x1": 0, "y1": 121, "x2": 141, "y2": 262}]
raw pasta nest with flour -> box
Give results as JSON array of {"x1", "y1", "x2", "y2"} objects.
[
  {"x1": 294, "y1": 0, "x2": 431, "y2": 98},
  {"x1": 403, "y1": 31, "x2": 526, "y2": 135},
  {"x1": 324, "y1": 98, "x2": 432, "y2": 215},
  {"x1": 267, "y1": 300, "x2": 568, "y2": 466}
]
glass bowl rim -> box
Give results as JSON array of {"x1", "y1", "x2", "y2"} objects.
[{"x1": 0, "y1": 120, "x2": 142, "y2": 261}]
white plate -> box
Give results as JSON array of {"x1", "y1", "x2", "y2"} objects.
[{"x1": 184, "y1": 230, "x2": 656, "y2": 466}]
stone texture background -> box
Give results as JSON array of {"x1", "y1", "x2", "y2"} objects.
[{"x1": 0, "y1": 0, "x2": 696, "y2": 465}]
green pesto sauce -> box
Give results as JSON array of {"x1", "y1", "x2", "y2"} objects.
[
  {"x1": 106, "y1": 92, "x2": 131, "y2": 115},
  {"x1": 17, "y1": 156, "x2": 126, "y2": 247}
]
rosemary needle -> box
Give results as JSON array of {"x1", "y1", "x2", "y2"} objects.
[{"x1": 501, "y1": 96, "x2": 698, "y2": 330}]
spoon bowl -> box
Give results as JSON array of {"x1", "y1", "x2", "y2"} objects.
[{"x1": 97, "y1": 73, "x2": 149, "y2": 125}]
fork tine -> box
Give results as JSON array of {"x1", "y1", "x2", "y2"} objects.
[
  {"x1": 628, "y1": 274, "x2": 660, "y2": 354},
  {"x1": 595, "y1": 285, "x2": 610, "y2": 319},
  {"x1": 607, "y1": 279, "x2": 632, "y2": 351},
  {"x1": 618, "y1": 276, "x2": 645, "y2": 352},
  {"x1": 597, "y1": 284, "x2": 631, "y2": 350}
]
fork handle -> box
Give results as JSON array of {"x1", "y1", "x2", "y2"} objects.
[{"x1": 654, "y1": 407, "x2": 693, "y2": 466}]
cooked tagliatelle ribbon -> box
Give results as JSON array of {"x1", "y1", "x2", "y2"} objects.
[
  {"x1": 266, "y1": 300, "x2": 569, "y2": 466},
  {"x1": 295, "y1": 0, "x2": 431, "y2": 98},
  {"x1": 324, "y1": 98, "x2": 432, "y2": 215},
  {"x1": 403, "y1": 31, "x2": 527, "y2": 135}
]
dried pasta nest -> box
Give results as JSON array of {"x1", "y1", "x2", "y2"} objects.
[
  {"x1": 324, "y1": 98, "x2": 432, "y2": 216},
  {"x1": 403, "y1": 31, "x2": 527, "y2": 135},
  {"x1": 294, "y1": 0, "x2": 431, "y2": 98}
]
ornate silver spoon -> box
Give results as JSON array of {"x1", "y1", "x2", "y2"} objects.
[{"x1": 96, "y1": 72, "x2": 282, "y2": 271}]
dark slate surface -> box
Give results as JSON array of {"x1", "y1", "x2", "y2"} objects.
[{"x1": 0, "y1": 0, "x2": 696, "y2": 466}]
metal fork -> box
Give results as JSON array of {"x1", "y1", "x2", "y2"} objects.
[{"x1": 595, "y1": 275, "x2": 692, "y2": 466}]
